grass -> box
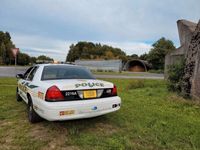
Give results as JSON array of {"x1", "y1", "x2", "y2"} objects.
[{"x1": 0, "y1": 78, "x2": 200, "y2": 150}]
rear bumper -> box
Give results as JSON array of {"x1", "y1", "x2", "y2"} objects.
[{"x1": 35, "y1": 96, "x2": 121, "y2": 121}]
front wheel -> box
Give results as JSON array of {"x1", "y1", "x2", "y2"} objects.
[{"x1": 28, "y1": 99, "x2": 42, "y2": 123}]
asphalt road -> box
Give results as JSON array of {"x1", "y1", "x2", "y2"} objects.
[
  {"x1": 0, "y1": 66, "x2": 28, "y2": 77},
  {"x1": 0, "y1": 66, "x2": 164, "y2": 79}
]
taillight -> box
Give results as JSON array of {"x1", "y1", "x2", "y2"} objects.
[
  {"x1": 111, "y1": 85, "x2": 117, "y2": 96},
  {"x1": 45, "y1": 86, "x2": 64, "y2": 101}
]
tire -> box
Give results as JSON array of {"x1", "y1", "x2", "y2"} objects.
[
  {"x1": 27, "y1": 97, "x2": 42, "y2": 123},
  {"x1": 16, "y1": 88, "x2": 22, "y2": 102}
]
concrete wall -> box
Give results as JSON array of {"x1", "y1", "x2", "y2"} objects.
[
  {"x1": 164, "y1": 46, "x2": 185, "y2": 78},
  {"x1": 177, "y1": 20, "x2": 196, "y2": 54}
]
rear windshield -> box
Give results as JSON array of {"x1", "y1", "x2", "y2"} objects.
[{"x1": 41, "y1": 65, "x2": 95, "y2": 80}]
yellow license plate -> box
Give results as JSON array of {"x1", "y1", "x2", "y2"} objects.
[
  {"x1": 83, "y1": 90, "x2": 97, "y2": 98},
  {"x1": 60, "y1": 110, "x2": 75, "y2": 116}
]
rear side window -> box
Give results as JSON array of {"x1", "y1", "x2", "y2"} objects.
[
  {"x1": 27, "y1": 66, "x2": 38, "y2": 81},
  {"x1": 41, "y1": 65, "x2": 95, "y2": 80},
  {"x1": 24, "y1": 67, "x2": 33, "y2": 79}
]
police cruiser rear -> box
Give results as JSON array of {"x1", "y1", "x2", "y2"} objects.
[{"x1": 16, "y1": 64, "x2": 121, "y2": 123}]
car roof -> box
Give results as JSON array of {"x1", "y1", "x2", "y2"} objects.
[{"x1": 35, "y1": 63, "x2": 77, "y2": 67}]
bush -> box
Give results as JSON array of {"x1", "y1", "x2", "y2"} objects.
[
  {"x1": 167, "y1": 59, "x2": 185, "y2": 94},
  {"x1": 96, "y1": 69, "x2": 103, "y2": 72},
  {"x1": 126, "y1": 80, "x2": 145, "y2": 90}
]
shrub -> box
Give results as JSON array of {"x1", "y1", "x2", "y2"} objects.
[
  {"x1": 167, "y1": 58, "x2": 185, "y2": 94},
  {"x1": 96, "y1": 69, "x2": 103, "y2": 72}
]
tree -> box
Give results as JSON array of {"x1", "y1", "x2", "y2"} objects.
[
  {"x1": 17, "y1": 52, "x2": 30, "y2": 65},
  {"x1": 0, "y1": 31, "x2": 15, "y2": 65},
  {"x1": 30, "y1": 57, "x2": 37, "y2": 64},
  {"x1": 131, "y1": 54, "x2": 139, "y2": 59},
  {"x1": 147, "y1": 37, "x2": 176, "y2": 70},
  {"x1": 37, "y1": 55, "x2": 54, "y2": 61},
  {"x1": 66, "y1": 41, "x2": 126, "y2": 62},
  {"x1": 139, "y1": 53, "x2": 148, "y2": 60}
]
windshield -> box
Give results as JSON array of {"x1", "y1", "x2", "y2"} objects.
[{"x1": 41, "y1": 65, "x2": 95, "y2": 80}]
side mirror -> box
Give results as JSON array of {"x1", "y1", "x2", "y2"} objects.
[{"x1": 16, "y1": 74, "x2": 24, "y2": 79}]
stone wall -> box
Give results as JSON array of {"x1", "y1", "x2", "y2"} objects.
[
  {"x1": 191, "y1": 21, "x2": 200, "y2": 99},
  {"x1": 182, "y1": 21, "x2": 200, "y2": 99}
]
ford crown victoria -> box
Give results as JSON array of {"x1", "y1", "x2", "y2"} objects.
[{"x1": 16, "y1": 64, "x2": 121, "y2": 123}]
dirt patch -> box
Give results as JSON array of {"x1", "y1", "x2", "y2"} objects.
[
  {"x1": 31, "y1": 122, "x2": 78, "y2": 150},
  {"x1": 0, "y1": 121, "x2": 19, "y2": 150},
  {"x1": 28, "y1": 124, "x2": 51, "y2": 141},
  {"x1": 88, "y1": 122, "x2": 118, "y2": 136}
]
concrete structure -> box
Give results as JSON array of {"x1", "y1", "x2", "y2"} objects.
[
  {"x1": 123, "y1": 59, "x2": 150, "y2": 72},
  {"x1": 75, "y1": 59, "x2": 123, "y2": 72},
  {"x1": 165, "y1": 20, "x2": 197, "y2": 73},
  {"x1": 165, "y1": 19, "x2": 200, "y2": 99}
]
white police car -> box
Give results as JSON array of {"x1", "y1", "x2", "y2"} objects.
[{"x1": 16, "y1": 64, "x2": 121, "y2": 123}]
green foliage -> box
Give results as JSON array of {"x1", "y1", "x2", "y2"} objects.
[
  {"x1": 37, "y1": 55, "x2": 53, "y2": 61},
  {"x1": 148, "y1": 37, "x2": 176, "y2": 70},
  {"x1": 127, "y1": 54, "x2": 139, "y2": 60},
  {"x1": 30, "y1": 56, "x2": 37, "y2": 64},
  {"x1": 17, "y1": 52, "x2": 30, "y2": 66},
  {"x1": 139, "y1": 53, "x2": 148, "y2": 60},
  {"x1": 0, "y1": 31, "x2": 15, "y2": 65},
  {"x1": 66, "y1": 41, "x2": 127, "y2": 62},
  {"x1": 167, "y1": 58, "x2": 185, "y2": 94},
  {"x1": 148, "y1": 69, "x2": 164, "y2": 74}
]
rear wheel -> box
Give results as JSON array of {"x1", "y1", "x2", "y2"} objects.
[
  {"x1": 16, "y1": 88, "x2": 22, "y2": 102},
  {"x1": 28, "y1": 97, "x2": 42, "y2": 123}
]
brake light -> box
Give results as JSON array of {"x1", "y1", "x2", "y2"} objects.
[
  {"x1": 45, "y1": 86, "x2": 64, "y2": 101},
  {"x1": 112, "y1": 85, "x2": 117, "y2": 96}
]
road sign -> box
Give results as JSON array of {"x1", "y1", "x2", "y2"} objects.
[
  {"x1": 12, "y1": 48, "x2": 19, "y2": 58},
  {"x1": 11, "y1": 48, "x2": 19, "y2": 66}
]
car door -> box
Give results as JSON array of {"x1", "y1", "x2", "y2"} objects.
[
  {"x1": 23, "y1": 66, "x2": 39, "y2": 102},
  {"x1": 18, "y1": 67, "x2": 33, "y2": 101}
]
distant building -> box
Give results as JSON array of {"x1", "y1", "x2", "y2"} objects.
[
  {"x1": 123, "y1": 59, "x2": 150, "y2": 72},
  {"x1": 75, "y1": 59, "x2": 123, "y2": 72},
  {"x1": 75, "y1": 59, "x2": 150, "y2": 72}
]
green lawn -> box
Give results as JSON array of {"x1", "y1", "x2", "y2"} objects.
[{"x1": 0, "y1": 78, "x2": 200, "y2": 150}]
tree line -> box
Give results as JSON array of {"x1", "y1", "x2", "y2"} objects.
[
  {"x1": 0, "y1": 31, "x2": 54, "y2": 65},
  {"x1": 66, "y1": 38, "x2": 176, "y2": 70},
  {"x1": 66, "y1": 42, "x2": 127, "y2": 62}
]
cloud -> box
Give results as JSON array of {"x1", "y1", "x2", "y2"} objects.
[
  {"x1": 1, "y1": 0, "x2": 199, "y2": 60},
  {"x1": 11, "y1": 33, "x2": 72, "y2": 61},
  {"x1": 99, "y1": 41, "x2": 152, "y2": 56},
  {"x1": 12, "y1": 33, "x2": 152, "y2": 60}
]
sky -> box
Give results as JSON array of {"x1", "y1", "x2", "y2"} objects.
[{"x1": 0, "y1": 0, "x2": 199, "y2": 61}]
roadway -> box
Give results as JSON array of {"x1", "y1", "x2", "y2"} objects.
[{"x1": 0, "y1": 66, "x2": 164, "y2": 79}]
